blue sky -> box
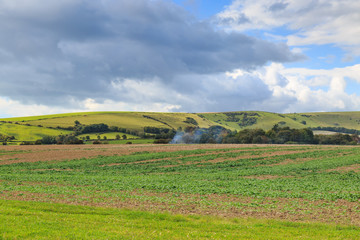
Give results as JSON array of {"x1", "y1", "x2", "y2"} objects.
[
  {"x1": 0, "y1": 0, "x2": 359, "y2": 117},
  {"x1": 173, "y1": 0, "x2": 233, "y2": 19}
]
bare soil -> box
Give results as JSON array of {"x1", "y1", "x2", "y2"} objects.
[
  {"x1": 0, "y1": 144, "x2": 257, "y2": 165},
  {"x1": 0, "y1": 144, "x2": 320, "y2": 165}
]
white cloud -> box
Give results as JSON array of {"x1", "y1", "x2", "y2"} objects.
[
  {"x1": 254, "y1": 63, "x2": 360, "y2": 112},
  {"x1": 217, "y1": 0, "x2": 360, "y2": 55}
]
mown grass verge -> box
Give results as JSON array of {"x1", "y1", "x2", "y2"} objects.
[{"x1": 1, "y1": 200, "x2": 359, "y2": 240}]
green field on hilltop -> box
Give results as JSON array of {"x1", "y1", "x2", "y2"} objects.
[
  {"x1": 1, "y1": 112, "x2": 213, "y2": 131},
  {"x1": 2, "y1": 110, "x2": 360, "y2": 141},
  {"x1": 0, "y1": 122, "x2": 72, "y2": 141},
  {"x1": 286, "y1": 112, "x2": 360, "y2": 129}
]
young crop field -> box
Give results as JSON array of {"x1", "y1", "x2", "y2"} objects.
[{"x1": 1, "y1": 144, "x2": 360, "y2": 239}]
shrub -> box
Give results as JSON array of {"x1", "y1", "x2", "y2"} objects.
[{"x1": 154, "y1": 139, "x2": 170, "y2": 144}]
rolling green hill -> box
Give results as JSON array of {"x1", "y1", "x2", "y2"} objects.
[{"x1": 1, "y1": 110, "x2": 360, "y2": 142}]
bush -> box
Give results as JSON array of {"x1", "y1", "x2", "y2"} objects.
[
  {"x1": 93, "y1": 140, "x2": 101, "y2": 144},
  {"x1": 153, "y1": 139, "x2": 170, "y2": 144}
]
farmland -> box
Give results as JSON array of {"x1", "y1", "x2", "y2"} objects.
[
  {"x1": 2, "y1": 110, "x2": 360, "y2": 142},
  {"x1": 1, "y1": 144, "x2": 360, "y2": 238}
]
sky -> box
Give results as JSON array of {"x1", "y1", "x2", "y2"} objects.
[{"x1": 0, "y1": 0, "x2": 360, "y2": 117}]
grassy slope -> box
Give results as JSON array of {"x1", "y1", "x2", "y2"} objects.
[
  {"x1": 2, "y1": 111, "x2": 360, "y2": 141},
  {"x1": 1, "y1": 200, "x2": 358, "y2": 240},
  {"x1": 200, "y1": 111, "x2": 306, "y2": 130},
  {"x1": 1, "y1": 112, "x2": 213, "y2": 131},
  {"x1": 287, "y1": 112, "x2": 360, "y2": 129},
  {"x1": 0, "y1": 123, "x2": 72, "y2": 141}
]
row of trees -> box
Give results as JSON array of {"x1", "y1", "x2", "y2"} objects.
[
  {"x1": 171, "y1": 124, "x2": 358, "y2": 145},
  {"x1": 224, "y1": 125, "x2": 314, "y2": 144}
]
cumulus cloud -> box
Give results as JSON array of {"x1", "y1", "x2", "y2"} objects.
[
  {"x1": 217, "y1": 0, "x2": 360, "y2": 55},
  {"x1": 0, "y1": 0, "x2": 301, "y2": 113},
  {"x1": 255, "y1": 63, "x2": 360, "y2": 113}
]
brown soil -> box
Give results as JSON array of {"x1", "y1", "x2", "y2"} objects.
[
  {"x1": 0, "y1": 144, "x2": 318, "y2": 166},
  {"x1": 326, "y1": 164, "x2": 360, "y2": 173},
  {"x1": 0, "y1": 144, "x2": 258, "y2": 165}
]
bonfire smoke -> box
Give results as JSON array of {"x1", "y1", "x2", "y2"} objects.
[{"x1": 170, "y1": 126, "x2": 229, "y2": 144}]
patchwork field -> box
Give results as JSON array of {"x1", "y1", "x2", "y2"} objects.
[
  {"x1": 1, "y1": 144, "x2": 360, "y2": 239},
  {"x1": 2, "y1": 110, "x2": 360, "y2": 142}
]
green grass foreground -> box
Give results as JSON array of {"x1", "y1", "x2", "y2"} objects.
[{"x1": 0, "y1": 200, "x2": 359, "y2": 240}]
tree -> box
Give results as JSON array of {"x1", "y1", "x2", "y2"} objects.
[
  {"x1": 116, "y1": 134, "x2": 121, "y2": 140},
  {"x1": 122, "y1": 135, "x2": 127, "y2": 140}
]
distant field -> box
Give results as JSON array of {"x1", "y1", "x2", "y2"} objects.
[
  {"x1": 77, "y1": 132, "x2": 139, "y2": 140},
  {"x1": 2, "y1": 110, "x2": 360, "y2": 142},
  {"x1": 1, "y1": 112, "x2": 213, "y2": 131},
  {"x1": 0, "y1": 122, "x2": 72, "y2": 141},
  {"x1": 1, "y1": 144, "x2": 360, "y2": 238},
  {"x1": 313, "y1": 130, "x2": 341, "y2": 135}
]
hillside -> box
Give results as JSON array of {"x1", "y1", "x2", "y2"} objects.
[{"x1": 1, "y1": 111, "x2": 360, "y2": 142}]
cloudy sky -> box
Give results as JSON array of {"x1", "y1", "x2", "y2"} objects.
[{"x1": 0, "y1": 0, "x2": 360, "y2": 117}]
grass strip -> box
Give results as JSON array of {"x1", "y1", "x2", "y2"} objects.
[{"x1": 0, "y1": 200, "x2": 359, "y2": 239}]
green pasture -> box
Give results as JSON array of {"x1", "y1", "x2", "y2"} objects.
[
  {"x1": 77, "y1": 132, "x2": 139, "y2": 140},
  {"x1": 83, "y1": 139, "x2": 154, "y2": 144},
  {"x1": 2, "y1": 110, "x2": 360, "y2": 141},
  {"x1": 288, "y1": 111, "x2": 360, "y2": 129},
  {"x1": 199, "y1": 111, "x2": 307, "y2": 130},
  {"x1": 0, "y1": 122, "x2": 72, "y2": 141},
  {"x1": 1, "y1": 200, "x2": 358, "y2": 240},
  {"x1": 0, "y1": 112, "x2": 213, "y2": 131}
]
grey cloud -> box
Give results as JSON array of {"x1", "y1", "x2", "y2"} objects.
[
  {"x1": 216, "y1": 13, "x2": 250, "y2": 25},
  {"x1": 0, "y1": 0, "x2": 301, "y2": 109},
  {"x1": 269, "y1": 2, "x2": 289, "y2": 12}
]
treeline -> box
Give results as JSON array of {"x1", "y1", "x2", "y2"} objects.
[
  {"x1": 171, "y1": 124, "x2": 359, "y2": 145},
  {"x1": 315, "y1": 133, "x2": 359, "y2": 145},
  {"x1": 224, "y1": 125, "x2": 314, "y2": 144},
  {"x1": 72, "y1": 121, "x2": 139, "y2": 136},
  {"x1": 144, "y1": 126, "x2": 176, "y2": 140}
]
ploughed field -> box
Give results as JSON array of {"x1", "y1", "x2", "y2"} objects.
[{"x1": 1, "y1": 144, "x2": 360, "y2": 239}]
